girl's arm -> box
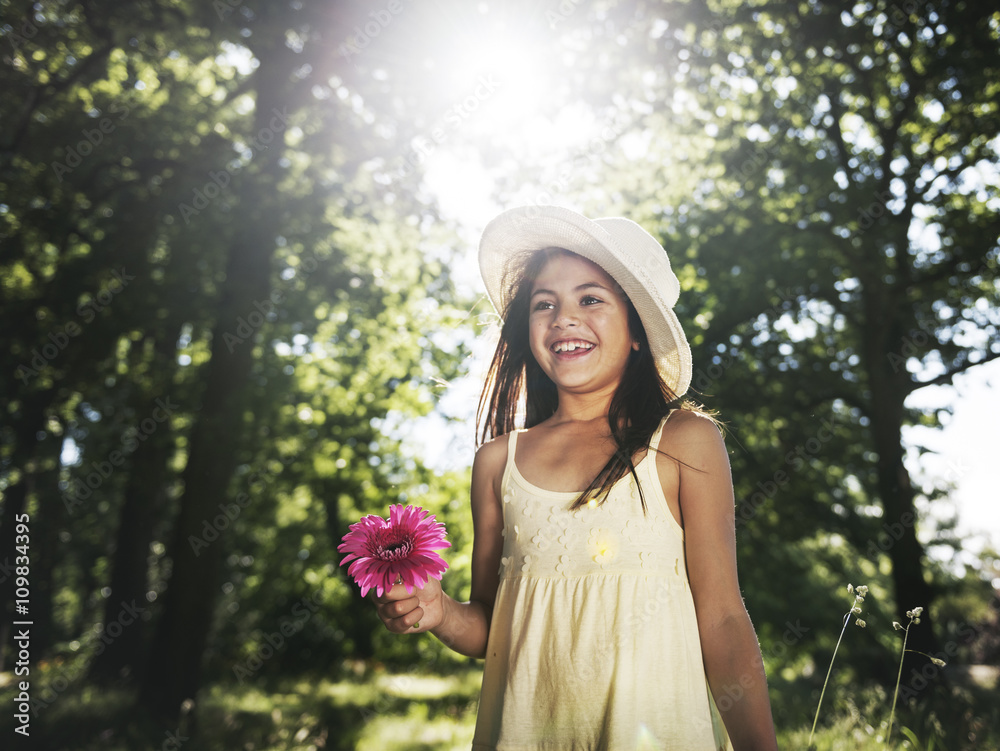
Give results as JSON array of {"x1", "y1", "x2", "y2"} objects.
[
  {"x1": 373, "y1": 436, "x2": 506, "y2": 659},
  {"x1": 669, "y1": 412, "x2": 778, "y2": 751}
]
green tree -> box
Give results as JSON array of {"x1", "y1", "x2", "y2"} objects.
[
  {"x1": 1, "y1": 0, "x2": 469, "y2": 731},
  {"x1": 639, "y1": 0, "x2": 1000, "y2": 665}
]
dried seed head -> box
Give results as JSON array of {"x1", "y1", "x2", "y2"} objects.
[
  {"x1": 856, "y1": 619, "x2": 867, "y2": 628},
  {"x1": 893, "y1": 621, "x2": 903, "y2": 631}
]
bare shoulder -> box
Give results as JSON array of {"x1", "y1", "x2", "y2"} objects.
[
  {"x1": 663, "y1": 409, "x2": 725, "y2": 444},
  {"x1": 472, "y1": 433, "x2": 511, "y2": 503},
  {"x1": 661, "y1": 409, "x2": 728, "y2": 470},
  {"x1": 473, "y1": 433, "x2": 510, "y2": 477}
]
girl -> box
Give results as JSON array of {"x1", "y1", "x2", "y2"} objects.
[{"x1": 374, "y1": 206, "x2": 778, "y2": 750}]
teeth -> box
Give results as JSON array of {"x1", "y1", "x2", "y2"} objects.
[{"x1": 553, "y1": 340, "x2": 594, "y2": 353}]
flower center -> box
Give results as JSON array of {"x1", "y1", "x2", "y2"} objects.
[{"x1": 373, "y1": 530, "x2": 414, "y2": 561}]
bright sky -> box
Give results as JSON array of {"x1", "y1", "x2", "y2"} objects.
[{"x1": 903, "y1": 360, "x2": 1000, "y2": 560}]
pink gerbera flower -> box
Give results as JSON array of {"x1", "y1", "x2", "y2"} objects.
[{"x1": 337, "y1": 504, "x2": 451, "y2": 598}]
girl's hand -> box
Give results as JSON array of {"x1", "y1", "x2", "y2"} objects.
[{"x1": 372, "y1": 576, "x2": 444, "y2": 634}]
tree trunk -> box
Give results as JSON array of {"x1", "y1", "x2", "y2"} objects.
[
  {"x1": 139, "y1": 58, "x2": 286, "y2": 722},
  {"x1": 863, "y1": 288, "x2": 940, "y2": 673},
  {"x1": 89, "y1": 326, "x2": 181, "y2": 685}
]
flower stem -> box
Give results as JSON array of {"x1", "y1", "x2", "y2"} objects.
[
  {"x1": 808, "y1": 611, "x2": 851, "y2": 749},
  {"x1": 886, "y1": 623, "x2": 910, "y2": 747}
]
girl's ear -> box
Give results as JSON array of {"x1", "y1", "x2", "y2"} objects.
[{"x1": 631, "y1": 340, "x2": 640, "y2": 352}]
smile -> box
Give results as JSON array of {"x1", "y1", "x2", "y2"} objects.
[{"x1": 551, "y1": 340, "x2": 595, "y2": 353}]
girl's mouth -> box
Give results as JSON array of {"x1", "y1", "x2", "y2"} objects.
[{"x1": 551, "y1": 339, "x2": 595, "y2": 357}]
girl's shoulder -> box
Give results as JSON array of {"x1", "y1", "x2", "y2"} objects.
[
  {"x1": 474, "y1": 431, "x2": 512, "y2": 466},
  {"x1": 472, "y1": 432, "x2": 513, "y2": 496},
  {"x1": 659, "y1": 408, "x2": 727, "y2": 462},
  {"x1": 663, "y1": 406, "x2": 722, "y2": 434}
]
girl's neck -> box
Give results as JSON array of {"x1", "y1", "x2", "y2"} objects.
[{"x1": 547, "y1": 388, "x2": 615, "y2": 426}]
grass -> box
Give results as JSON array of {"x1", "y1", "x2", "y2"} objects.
[{"x1": 0, "y1": 659, "x2": 996, "y2": 750}]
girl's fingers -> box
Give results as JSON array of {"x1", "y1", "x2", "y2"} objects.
[
  {"x1": 371, "y1": 580, "x2": 431, "y2": 632},
  {"x1": 386, "y1": 606, "x2": 423, "y2": 633},
  {"x1": 387, "y1": 596, "x2": 417, "y2": 618},
  {"x1": 373, "y1": 581, "x2": 412, "y2": 603}
]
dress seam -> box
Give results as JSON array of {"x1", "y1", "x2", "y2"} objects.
[{"x1": 498, "y1": 572, "x2": 688, "y2": 583}]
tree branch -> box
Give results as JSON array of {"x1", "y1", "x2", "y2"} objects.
[{"x1": 907, "y1": 349, "x2": 1000, "y2": 393}]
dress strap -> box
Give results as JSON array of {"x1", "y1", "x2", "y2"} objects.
[
  {"x1": 643, "y1": 409, "x2": 686, "y2": 538},
  {"x1": 500, "y1": 430, "x2": 520, "y2": 496},
  {"x1": 647, "y1": 409, "x2": 677, "y2": 455}
]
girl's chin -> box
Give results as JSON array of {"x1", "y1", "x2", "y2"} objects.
[{"x1": 547, "y1": 372, "x2": 621, "y2": 394}]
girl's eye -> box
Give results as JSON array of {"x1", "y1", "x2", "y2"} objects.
[
  {"x1": 580, "y1": 295, "x2": 602, "y2": 306},
  {"x1": 533, "y1": 300, "x2": 554, "y2": 311}
]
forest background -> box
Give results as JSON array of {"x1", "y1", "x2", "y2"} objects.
[{"x1": 0, "y1": 0, "x2": 998, "y2": 749}]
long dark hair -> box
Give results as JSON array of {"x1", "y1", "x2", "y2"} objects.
[{"x1": 476, "y1": 247, "x2": 703, "y2": 511}]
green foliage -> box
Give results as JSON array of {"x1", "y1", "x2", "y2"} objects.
[
  {"x1": 0, "y1": 0, "x2": 473, "y2": 708},
  {"x1": 2, "y1": 0, "x2": 997, "y2": 744}
]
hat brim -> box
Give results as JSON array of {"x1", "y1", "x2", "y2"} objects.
[{"x1": 479, "y1": 205, "x2": 692, "y2": 397}]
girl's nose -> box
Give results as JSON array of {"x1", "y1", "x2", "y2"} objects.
[{"x1": 554, "y1": 309, "x2": 579, "y2": 328}]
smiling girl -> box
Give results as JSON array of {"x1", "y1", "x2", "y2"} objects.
[{"x1": 373, "y1": 206, "x2": 778, "y2": 750}]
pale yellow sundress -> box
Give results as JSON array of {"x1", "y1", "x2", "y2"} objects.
[{"x1": 472, "y1": 412, "x2": 733, "y2": 751}]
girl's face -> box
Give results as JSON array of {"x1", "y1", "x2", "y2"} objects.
[{"x1": 528, "y1": 251, "x2": 637, "y2": 398}]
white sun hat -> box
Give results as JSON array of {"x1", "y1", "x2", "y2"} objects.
[{"x1": 479, "y1": 205, "x2": 692, "y2": 397}]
